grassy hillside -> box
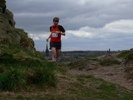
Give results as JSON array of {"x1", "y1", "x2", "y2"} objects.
[
  {"x1": 0, "y1": 49, "x2": 133, "y2": 100},
  {"x1": 0, "y1": 65, "x2": 133, "y2": 100}
]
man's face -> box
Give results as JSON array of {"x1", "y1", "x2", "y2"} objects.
[{"x1": 53, "y1": 20, "x2": 59, "y2": 25}]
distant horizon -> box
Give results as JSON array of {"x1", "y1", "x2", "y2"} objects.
[
  {"x1": 34, "y1": 40, "x2": 133, "y2": 52},
  {"x1": 38, "y1": 49, "x2": 129, "y2": 52}
]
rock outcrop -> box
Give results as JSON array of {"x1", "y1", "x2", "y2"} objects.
[
  {"x1": 0, "y1": 0, "x2": 35, "y2": 51},
  {"x1": 0, "y1": 0, "x2": 6, "y2": 13},
  {"x1": 0, "y1": 0, "x2": 39, "y2": 61}
]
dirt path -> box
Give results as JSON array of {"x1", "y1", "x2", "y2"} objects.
[{"x1": 68, "y1": 54, "x2": 133, "y2": 90}]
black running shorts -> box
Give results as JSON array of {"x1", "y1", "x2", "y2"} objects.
[{"x1": 50, "y1": 42, "x2": 61, "y2": 49}]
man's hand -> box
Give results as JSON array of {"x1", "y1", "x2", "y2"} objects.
[
  {"x1": 46, "y1": 38, "x2": 49, "y2": 42},
  {"x1": 61, "y1": 32, "x2": 65, "y2": 36}
]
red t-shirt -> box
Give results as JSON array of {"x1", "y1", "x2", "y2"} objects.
[{"x1": 50, "y1": 25, "x2": 62, "y2": 42}]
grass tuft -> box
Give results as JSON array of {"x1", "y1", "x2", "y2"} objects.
[
  {"x1": 99, "y1": 59, "x2": 120, "y2": 66},
  {"x1": 0, "y1": 45, "x2": 57, "y2": 91},
  {"x1": 0, "y1": 68, "x2": 26, "y2": 91},
  {"x1": 27, "y1": 66, "x2": 57, "y2": 87}
]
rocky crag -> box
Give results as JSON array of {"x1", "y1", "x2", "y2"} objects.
[
  {"x1": 0, "y1": 0, "x2": 38, "y2": 61},
  {"x1": 0, "y1": 0, "x2": 34, "y2": 50}
]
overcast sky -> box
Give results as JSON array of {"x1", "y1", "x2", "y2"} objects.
[{"x1": 6, "y1": 0, "x2": 133, "y2": 51}]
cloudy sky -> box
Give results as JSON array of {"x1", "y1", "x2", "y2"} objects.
[{"x1": 6, "y1": 0, "x2": 133, "y2": 51}]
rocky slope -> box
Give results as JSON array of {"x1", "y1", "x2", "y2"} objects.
[{"x1": 0, "y1": 0, "x2": 36, "y2": 60}]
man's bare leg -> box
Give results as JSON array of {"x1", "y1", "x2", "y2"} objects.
[
  {"x1": 51, "y1": 47, "x2": 57, "y2": 62},
  {"x1": 56, "y1": 49, "x2": 61, "y2": 62},
  {"x1": 56, "y1": 49, "x2": 61, "y2": 58}
]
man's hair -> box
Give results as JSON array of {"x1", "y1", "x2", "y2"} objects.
[{"x1": 53, "y1": 17, "x2": 60, "y2": 21}]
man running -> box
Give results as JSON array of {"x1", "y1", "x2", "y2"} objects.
[{"x1": 46, "y1": 17, "x2": 65, "y2": 62}]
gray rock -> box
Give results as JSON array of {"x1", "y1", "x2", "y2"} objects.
[{"x1": 0, "y1": 0, "x2": 35, "y2": 52}]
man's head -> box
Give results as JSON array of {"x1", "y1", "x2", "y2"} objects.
[{"x1": 53, "y1": 17, "x2": 59, "y2": 22}]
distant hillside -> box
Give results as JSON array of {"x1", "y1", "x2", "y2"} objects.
[{"x1": 41, "y1": 50, "x2": 118, "y2": 62}]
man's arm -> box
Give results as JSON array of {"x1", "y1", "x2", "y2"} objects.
[
  {"x1": 46, "y1": 26, "x2": 52, "y2": 42},
  {"x1": 59, "y1": 25, "x2": 66, "y2": 36}
]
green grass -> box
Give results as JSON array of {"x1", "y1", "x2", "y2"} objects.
[
  {"x1": 73, "y1": 75, "x2": 133, "y2": 100},
  {"x1": 0, "y1": 68, "x2": 26, "y2": 91},
  {"x1": 68, "y1": 56, "x2": 99, "y2": 70},
  {"x1": 0, "y1": 45, "x2": 57, "y2": 91},
  {"x1": 117, "y1": 51, "x2": 129, "y2": 59},
  {"x1": 0, "y1": 72, "x2": 133, "y2": 100},
  {"x1": 117, "y1": 50, "x2": 132, "y2": 65},
  {"x1": 0, "y1": 61, "x2": 57, "y2": 91},
  {"x1": 85, "y1": 55, "x2": 99, "y2": 61},
  {"x1": 99, "y1": 59, "x2": 120, "y2": 66}
]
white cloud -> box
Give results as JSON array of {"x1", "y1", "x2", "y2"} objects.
[
  {"x1": 67, "y1": 30, "x2": 93, "y2": 38},
  {"x1": 28, "y1": 32, "x2": 49, "y2": 41},
  {"x1": 104, "y1": 20, "x2": 133, "y2": 34},
  {"x1": 14, "y1": 11, "x2": 65, "y2": 18}
]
